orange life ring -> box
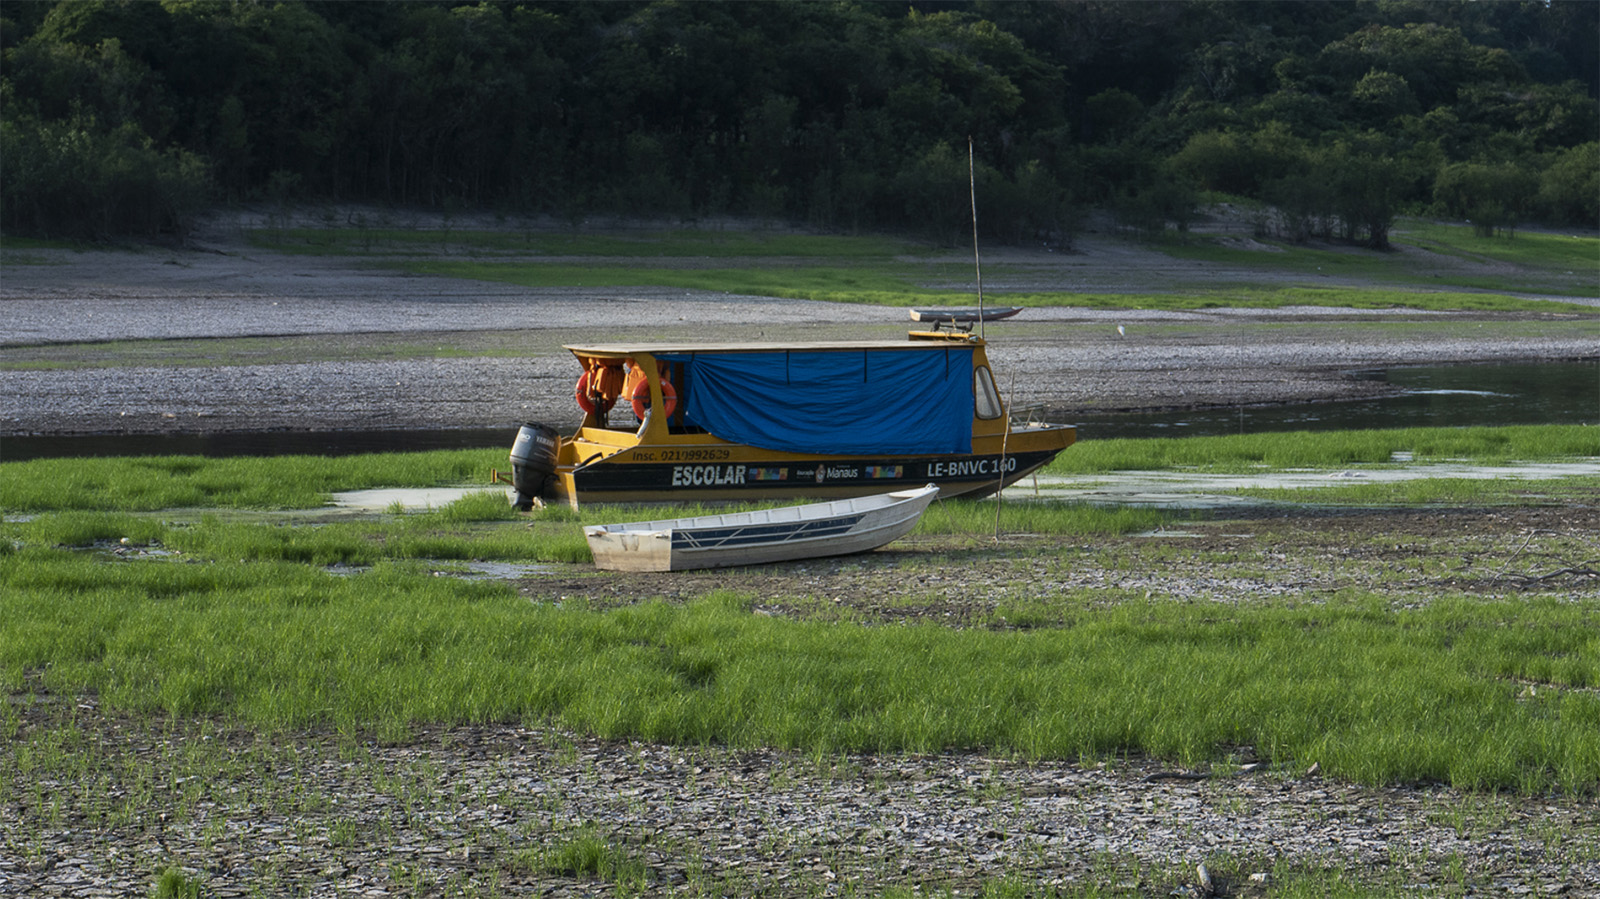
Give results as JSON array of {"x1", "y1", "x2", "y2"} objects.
[
  {"x1": 629, "y1": 377, "x2": 677, "y2": 420},
  {"x1": 574, "y1": 370, "x2": 615, "y2": 414}
]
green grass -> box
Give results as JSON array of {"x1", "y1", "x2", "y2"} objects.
[
  {"x1": 249, "y1": 226, "x2": 918, "y2": 258},
  {"x1": 1, "y1": 235, "x2": 80, "y2": 249},
  {"x1": 1396, "y1": 221, "x2": 1600, "y2": 270},
  {"x1": 3, "y1": 424, "x2": 1590, "y2": 514},
  {"x1": 919, "y1": 496, "x2": 1168, "y2": 537},
  {"x1": 1048, "y1": 424, "x2": 1600, "y2": 475},
  {"x1": 405, "y1": 257, "x2": 944, "y2": 304},
  {"x1": 0, "y1": 448, "x2": 506, "y2": 512},
  {"x1": 29, "y1": 218, "x2": 1600, "y2": 309},
  {"x1": 2, "y1": 425, "x2": 1589, "y2": 515},
  {"x1": 10, "y1": 700, "x2": 1560, "y2": 899},
  {"x1": 1234, "y1": 475, "x2": 1600, "y2": 506},
  {"x1": 1153, "y1": 217, "x2": 1599, "y2": 296},
  {"x1": 4, "y1": 426, "x2": 1598, "y2": 796},
  {"x1": 154, "y1": 866, "x2": 203, "y2": 899},
  {"x1": 252, "y1": 214, "x2": 1598, "y2": 273},
  {"x1": 0, "y1": 494, "x2": 1160, "y2": 569},
  {"x1": 515, "y1": 826, "x2": 650, "y2": 886},
  {"x1": 352, "y1": 215, "x2": 1599, "y2": 310},
  {"x1": 2, "y1": 566, "x2": 1596, "y2": 793},
  {"x1": 402, "y1": 257, "x2": 1598, "y2": 313},
  {"x1": 998, "y1": 285, "x2": 1596, "y2": 312}
]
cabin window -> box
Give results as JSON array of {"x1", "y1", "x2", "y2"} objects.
[{"x1": 974, "y1": 365, "x2": 1003, "y2": 420}]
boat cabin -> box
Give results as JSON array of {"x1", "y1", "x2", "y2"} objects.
[{"x1": 565, "y1": 329, "x2": 1010, "y2": 452}]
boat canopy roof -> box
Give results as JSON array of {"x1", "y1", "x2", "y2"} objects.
[
  {"x1": 569, "y1": 340, "x2": 978, "y2": 455},
  {"x1": 563, "y1": 335, "x2": 980, "y2": 358}
]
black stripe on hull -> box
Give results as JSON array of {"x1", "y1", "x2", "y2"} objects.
[{"x1": 566, "y1": 450, "x2": 1059, "y2": 503}]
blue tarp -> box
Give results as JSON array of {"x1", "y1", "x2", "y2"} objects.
[{"x1": 655, "y1": 348, "x2": 974, "y2": 454}]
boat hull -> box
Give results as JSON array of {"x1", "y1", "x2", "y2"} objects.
[
  {"x1": 555, "y1": 426, "x2": 1072, "y2": 506},
  {"x1": 585, "y1": 484, "x2": 940, "y2": 571}
]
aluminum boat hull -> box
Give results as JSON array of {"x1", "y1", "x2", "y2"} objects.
[{"x1": 585, "y1": 484, "x2": 940, "y2": 571}]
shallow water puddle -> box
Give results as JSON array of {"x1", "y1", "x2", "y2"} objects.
[
  {"x1": 330, "y1": 486, "x2": 509, "y2": 512},
  {"x1": 325, "y1": 559, "x2": 552, "y2": 581},
  {"x1": 1003, "y1": 460, "x2": 1599, "y2": 508},
  {"x1": 447, "y1": 560, "x2": 556, "y2": 580}
]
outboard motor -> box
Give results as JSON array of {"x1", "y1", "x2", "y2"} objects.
[{"x1": 508, "y1": 422, "x2": 560, "y2": 510}]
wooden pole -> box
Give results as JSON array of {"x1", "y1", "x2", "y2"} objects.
[
  {"x1": 968, "y1": 136, "x2": 984, "y2": 341},
  {"x1": 994, "y1": 373, "x2": 1014, "y2": 542}
]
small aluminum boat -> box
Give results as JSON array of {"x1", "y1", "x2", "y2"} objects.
[{"x1": 584, "y1": 484, "x2": 940, "y2": 572}]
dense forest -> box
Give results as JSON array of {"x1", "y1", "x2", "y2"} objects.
[{"x1": 2, "y1": 0, "x2": 1596, "y2": 246}]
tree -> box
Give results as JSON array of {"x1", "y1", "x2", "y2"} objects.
[
  {"x1": 1434, "y1": 161, "x2": 1539, "y2": 237},
  {"x1": 1535, "y1": 142, "x2": 1599, "y2": 227},
  {"x1": 1317, "y1": 138, "x2": 1409, "y2": 249},
  {"x1": 1315, "y1": 23, "x2": 1522, "y2": 112},
  {"x1": 0, "y1": 113, "x2": 209, "y2": 239},
  {"x1": 1083, "y1": 88, "x2": 1142, "y2": 144},
  {"x1": 2, "y1": 1, "x2": 1594, "y2": 240},
  {"x1": 891, "y1": 141, "x2": 970, "y2": 244},
  {"x1": 1351, "y1": 68, "x2": 1420, "y2": 120}
]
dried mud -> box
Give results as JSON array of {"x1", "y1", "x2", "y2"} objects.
[{"x1": 6, "y1": 695, "x2": 1598, "y2": 899}]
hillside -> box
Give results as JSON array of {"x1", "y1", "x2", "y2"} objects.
[{"x1": 3, "y1": 1, "x2": 1596, "y2": 244}]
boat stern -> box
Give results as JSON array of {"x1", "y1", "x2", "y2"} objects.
[{"x1": 584, "y1": 525, "x2": 675, "y2": 571}]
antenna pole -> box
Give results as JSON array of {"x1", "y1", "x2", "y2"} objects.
[{"x1": 968, "y1": 136, "x2": 984, "y2": 341}]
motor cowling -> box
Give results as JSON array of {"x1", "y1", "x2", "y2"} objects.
[{"x1": 509, "y1": 422, "x2": 560, "y2": 510}]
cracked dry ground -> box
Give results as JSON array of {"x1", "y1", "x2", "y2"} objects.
[{"x1": 5, "y1": 501, "x2": 1599, "y2": 898}]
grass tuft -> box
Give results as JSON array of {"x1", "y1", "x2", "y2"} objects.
[
  {"x1": 154, "y1": 866, "x2": 202, "y2": 899},
  {"x1": 521, "y1": 828, "x2": 650, "y2": 884}
]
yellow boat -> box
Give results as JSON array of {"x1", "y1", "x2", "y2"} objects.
[{"x1": 508, "y1": 325, "x2": 1075, "y2": 508}]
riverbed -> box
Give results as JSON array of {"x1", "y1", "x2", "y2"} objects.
[{"x1": 3, "y1": 211, "x2": 1596, "y2": 441}]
